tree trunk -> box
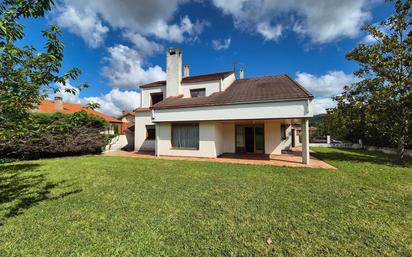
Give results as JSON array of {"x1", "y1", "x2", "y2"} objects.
[{"x1": 398, "y1": 133, "x2": 405, "y2": 165}]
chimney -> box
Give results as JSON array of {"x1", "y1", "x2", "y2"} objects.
[
  {"x1": 184, "y1": 64, "x2": 190, "y2": 78},
  {"x1": 166, "y1": 48, "x2": 182, "y2": 97},
  {"x1": 54, "y1": 96, "x2": 63, "y2": 112},
  {"x1": 239, "y1": 68, "x2": 244, "y2": 79}
]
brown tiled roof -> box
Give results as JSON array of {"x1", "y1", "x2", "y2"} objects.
[
  {"x1": 38, "y1": 100, "x2": 122, "y2": 123},
  {"x1": 152, "y1": 74, "x2": 313, "y2": 110},
  {"x1": 139, "y1": 80, "x2": 166, "y2": 89},
  {"x1": 135, "y1": 107, "x2": 151, "y2": 112},
  {"x1": 181, "y1": 71, "x2": 234, "y2": 84}
]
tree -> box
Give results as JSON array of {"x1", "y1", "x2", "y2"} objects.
[
  {"x1": 0, "y1": 0, "x2": 87, "y2": 140},
  {"x1": 337, "y1": 0, "x2": 412, "y2": 163}
]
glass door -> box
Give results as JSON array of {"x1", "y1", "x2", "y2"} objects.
[
  {"x1": 235, "y1": 124, "x2": 264, "y2": 153},
  {"x1": 254, "y1": 126, "x2": 264, "y2": 153}
]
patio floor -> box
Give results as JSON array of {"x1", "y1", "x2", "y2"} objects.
[{"x1": 104, "y1": 149, "x2": 335, "y2": 169}]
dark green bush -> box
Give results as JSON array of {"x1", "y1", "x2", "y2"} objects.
[{"x1": 0, "y1": 111, "x2": 112, "y2": 159}]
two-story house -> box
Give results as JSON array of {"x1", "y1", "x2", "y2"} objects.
[{"x1": 134, "y1": 48, "x2": 313, "y2": 164}]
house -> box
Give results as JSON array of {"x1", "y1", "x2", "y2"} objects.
[
  {"x1": 36, "y1": 97, "x2": 122, "y2": 134},
  {"x1": 134, "y1": 48, "x2": 313, "y2": 164},
  {"x1": 119, "y1": 111, "x2": 135, "y2": 134}
]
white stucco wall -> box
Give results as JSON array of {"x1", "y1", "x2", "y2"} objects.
[
  {"x1": 154, "y1": 120, "x2": 289, "y2": 157},
  {"x1": 135, "y1": 111, "x2": 155, "y2": 151},
  {"x1": 153, "y1": 100, "x2": 312, "y2": 122},
  {"x1": 141, "y1": 86, "x2": 166, "y2": 108},
  {"x1": 264, "y1": 121, "x2": 282, "y2": 155},
  {"x1": 215, "y1": 123, "x2": 224, "y2": 156},
  {"x1": 157, "y1": 122, "x2": 218, "y2": 158},
  {"x1": 180, "y1": 73, "x2": 236, "y2": 98},
  {"x1": 222, "y1": 73, "x2": 236, "y2": 91},
  {"x1": 222, "y1": 123, "x2": 235, "y2": 153},
  {"x1": 181, "y1": 81, "x2": 220, "y2": 97},
  {"x1": 280, "y1": 124, "x2": 292, "y2": 150}
]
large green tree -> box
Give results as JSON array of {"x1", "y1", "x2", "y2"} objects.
[
  {"x1": 0, "y1": 0, "x2": 87, "y2": 139},
  {"x1": 336, "y1": 0, "x2": 412, "y2": 163}
]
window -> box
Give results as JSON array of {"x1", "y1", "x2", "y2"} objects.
[
  {"x1": 281, "y1": 124, "x2": 287, "y2": 140},
  {"x1": 146, "y1": 125, "x2": 155, "y2": 140},
  {"x1": 172, "y1": 123, "x2": 199, "y2": 149},
  {"x1": 190, "y1": 88, "x2": 206, "y2": 98},
  {"x1": 150, "y1": 93, "x2": 163, "y2": 105}
]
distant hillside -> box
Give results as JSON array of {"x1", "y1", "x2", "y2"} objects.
[{"x1": 309, "y1": 114, "x2": 325, "y2": 127}]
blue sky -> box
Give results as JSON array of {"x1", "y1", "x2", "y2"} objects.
[{"x1": 22, "y1": 0, "x2": 391, "y2": 117}]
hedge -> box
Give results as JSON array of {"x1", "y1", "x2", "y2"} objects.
[{"x1": 0, "y1": 111, "x2": 112, "y2": 159}]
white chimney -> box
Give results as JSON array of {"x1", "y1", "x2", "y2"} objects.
[
  {"x1": 239, "y1": 68, "x2": 244, "y2": 79},
  {"x1": 166, "y1": 48, "x2": 182, "y2": 97},
  {"x1": 54, "y1": 96, "x2": 63, "y2": 112},
  {"x1": 184, "y1": 64, "x2": 190, "y2": 78}
]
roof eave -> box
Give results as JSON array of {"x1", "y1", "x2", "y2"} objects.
[{"x1": 152, "y1": 96, "x2": 313, "y2": 111}]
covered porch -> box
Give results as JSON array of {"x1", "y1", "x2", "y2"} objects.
[
  {"x1": 153, "y1": 118, "x2": 311, "y2": 165},
  {"x1": 218, "y1": 118, "x2": 311, "y2": 164}
]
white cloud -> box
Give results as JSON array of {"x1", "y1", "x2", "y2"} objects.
[
  {"x1": 257, "y1": 22, "x2": 282, "y2": 41},
  {"x1": 212, "y1": 0, "x2": 370, "y2": 43},
  {"x1": 295, "y1": 71, "x2": 357, "y2": 114},
  {"x1": 85, "y1": 89, "x2": 140, "y2": 117},
  {"x1": 101, "y1": 44, "x2": 166, "y2": 89},
  {"x1": 212, "y1": 37, "x2": 231, "y2": 50},
  {"x1": 148, "y1": 16, "x2": 209, "y2": 43},
  {"x1": 295, "y1": 71, "x2": 356, "y2": 98},
  {"x1": 53, "y1": 0, "x2": 207, "y2": 49},
  {"x1": 122, "y1": 31, "x2": 163, "y2": 56},
  {"x1": 55, "y1": 5, "x2": 109, "y2": 48},
  {"x1": 311, "y1": 98, "x2": 336, "y2": 115},
  {"x1": 56, "y1": 81, "x2": 140, "y2": 117}
]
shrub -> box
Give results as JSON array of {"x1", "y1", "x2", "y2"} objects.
[{"x1": 0, "y1": 111, "x2": 112, "y2": 159}]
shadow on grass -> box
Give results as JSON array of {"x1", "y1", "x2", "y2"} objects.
[
  {"x1": 312, "y1": 148, "x2": 412, "y2": 167},
  {"x1": 0, "y1": 163, "x2": 82, "y2": 225}
]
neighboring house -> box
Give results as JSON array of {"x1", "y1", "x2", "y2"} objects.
[
  {"x1": 119, "y1": 111, "x2": 135, "y2": 134},
  {"x1": 134, "y1": 48, "x2": 313, "y2": 164},
  {"x1": 35, "y1": 97, "x2": 122, "y2": 134}
]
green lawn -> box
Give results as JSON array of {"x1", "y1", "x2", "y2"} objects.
[{"x1": 0, "y1": 148, "x2": 411, "y2": 256}]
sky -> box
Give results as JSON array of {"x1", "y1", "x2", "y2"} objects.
[{"x1": 21, "y1": 0, "x2": 392, "y2": 117}]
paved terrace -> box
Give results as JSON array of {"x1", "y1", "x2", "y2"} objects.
[{"x1": 104, "y1": 149, "x2": 335, "y2": 169}]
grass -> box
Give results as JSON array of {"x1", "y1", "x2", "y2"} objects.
[{"x1": 0, "y1": 148, "x2": 411, "y2": 256}]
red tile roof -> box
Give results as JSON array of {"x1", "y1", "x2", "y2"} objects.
[
  {"x1": 152, "y1": 74, "x2": 313, "y2": 110},
  {"x1": 38, "y1": 100, "x2": 122, "y2": 123}
]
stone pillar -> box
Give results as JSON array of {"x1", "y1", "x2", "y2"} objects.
[
  {"x1": 326, "y1": 135, "x2": 331, "y2": 145},
  {"x1": 302, "y1": 119, "x2": 310, "y2": 164}
]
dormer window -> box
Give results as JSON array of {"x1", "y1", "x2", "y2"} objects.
[
  {"x1": 190, "y1": 88, "x2": 206, "y2": 98},
  {"x1": 151, "y1": 92, "x2": 163, "y2": 105}
]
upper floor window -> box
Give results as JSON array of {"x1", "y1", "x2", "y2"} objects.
[
  {"x1": 150, "y1": 92, "x2": 163, "y2": 105},
  {"x1": 190, "y1": 88, "x2": 206, "y2": 98}
]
